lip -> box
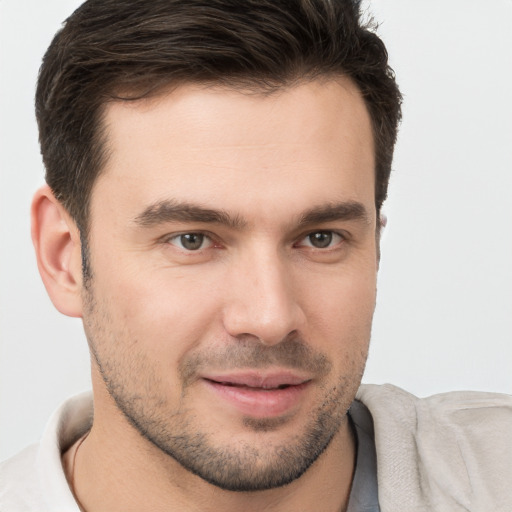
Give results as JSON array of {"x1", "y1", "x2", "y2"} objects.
[{"x1": 202, "y1": 371, "x2": 312, "y2": 418}]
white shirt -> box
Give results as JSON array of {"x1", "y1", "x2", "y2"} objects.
[
  {"x1": 0, "y1": 391, "x2": 379, "y2": 511},
  {"x1": 2, "y1": 384, "x2": 511, "y2": 511},
  {"x1": 1, "y1": 392, "x2": 93, "y2": 510}
]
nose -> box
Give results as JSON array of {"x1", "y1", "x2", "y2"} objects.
[{"x1": 222, "y1": 248, "x2": 305, "y2": 346}]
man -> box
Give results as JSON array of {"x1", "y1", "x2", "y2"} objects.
[{"x1": 1, "y1": 0, "x2": 511, "y2": 511}]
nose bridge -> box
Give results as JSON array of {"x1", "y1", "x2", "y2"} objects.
[{"x1": 223, "y1": 241, "x2": 302, "y2": 345}]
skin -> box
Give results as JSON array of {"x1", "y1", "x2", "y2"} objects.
[{"x1": 32, "y1": 77, "x2": 378, "y2": 512}]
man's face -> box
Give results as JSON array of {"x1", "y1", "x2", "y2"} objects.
[{"x1": 83, "y1": 78, "x2": 377, "y2": 491}]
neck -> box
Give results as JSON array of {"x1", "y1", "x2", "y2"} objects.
[{"x1": 72, "y1": 400, "x2": 356, "y2": 512}]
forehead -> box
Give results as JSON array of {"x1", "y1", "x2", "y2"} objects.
[{"x1": 94, "y1": 78, "x2": 375, "y2": 225}]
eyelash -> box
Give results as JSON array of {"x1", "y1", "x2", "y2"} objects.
[
  {"x1": 295, "y1": 231, "x2": 345, "y2": 250},
  {"x1": 164, "y1": 230, "x2": 346, "y2": 252},
  {"x1": 166, "y1": 232, "x2": 216, "y2": 251}
]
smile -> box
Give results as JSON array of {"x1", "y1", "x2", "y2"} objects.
[
  {"x1": 202, "y1": 372, "x2": 312, "y2": 418},
  {"x1": 211, "y1": 381, "x2": 293, "y2": 390}
]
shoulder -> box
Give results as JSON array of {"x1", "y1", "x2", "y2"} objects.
[
  {"x1": 0, "y1": 392, "x2": 93, "y2": 511},
  {"x1": 357, "y1": 383, "x2": 512, "y2": 438},
  {"x1": 356, "y1": 384, "x2": 512, "y2": 511},
  {"x1": 0, "y1": 444, "x2": 45, "y2": 510},
  {"x1": 357, "y1": 382, "x2": 512, "y2": 424}
]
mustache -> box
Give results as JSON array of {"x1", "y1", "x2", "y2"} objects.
[{"x1": 179, "y1": 336, "x2": 332, "y2": 386}]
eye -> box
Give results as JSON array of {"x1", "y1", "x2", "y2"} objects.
[
  {"x1": 298, "y1": 231, "x2": 344, "y2": 249},
  {"x1": 168, "y1": 233, "x2": 213, "y2": 251}
]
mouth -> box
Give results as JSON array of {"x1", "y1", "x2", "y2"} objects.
[
  {"x1": 206, "y1": 381, "x2": 294, "y2": 390},
  {"x1": 201, "y1": 372, "x2": 312, "y2": 418}
]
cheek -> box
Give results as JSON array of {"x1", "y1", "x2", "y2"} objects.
[
  {"x1": 91, "y1": 258, "x2": 227, "y2": 360},
  {"x1": 298, "y1": 264, "x2": 376, "y2": 352}
]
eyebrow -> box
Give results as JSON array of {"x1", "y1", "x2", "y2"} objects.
[
  {"x1": 298, "y1": 201, "x2": 371, "y2": 227},
  {"x1": 133, "y1": 200, "x2": 247, "y2": 230},
  {"x1": 133, "y1": 199, "x2": 370, "y2": 230}
]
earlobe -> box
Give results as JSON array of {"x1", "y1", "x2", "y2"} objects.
[{"x1": 31, "y1": 185, "x2": 84, "y2": 318}]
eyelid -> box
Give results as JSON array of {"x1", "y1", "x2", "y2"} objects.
[
  {"x1": 294, "y1": 230, "x2": 346, "y2": 249},
  {"x1": 159, "y1": 228, "x2": 347, "y2": 251},
  {"x1": 162, "y1": 231, "x2": 218, "y2": 251}
]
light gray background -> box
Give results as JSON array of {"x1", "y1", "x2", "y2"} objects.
[{"x1": 1, "y1": 0, "x2": 511, "y2": 461}]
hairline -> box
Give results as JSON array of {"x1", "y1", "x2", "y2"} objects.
[
  {"x1": 78, "y1": 72, "x2": 379, "y2": 237},
  {"x1": 78, "y1": 73, "x2": 383, "y2": 285}
]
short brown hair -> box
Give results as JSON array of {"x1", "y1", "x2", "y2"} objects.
[{"x1": 36, "y1": 0, "x2": 401, "y2": 233}]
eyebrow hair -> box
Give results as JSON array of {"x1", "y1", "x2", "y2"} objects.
[
  {"x1": 134, "y1": 199, "x2": 247, "y2": 230},
  {"x1": 298, "y1": 201, "x2": 371, "y2": 227},
  {"x1": 134, "y1": 199, "x2": 371, "y2": 231}
]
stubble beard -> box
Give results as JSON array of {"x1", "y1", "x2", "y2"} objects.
[{"x1": 82, "y1": 284, "x2": 368, "y2": 492}]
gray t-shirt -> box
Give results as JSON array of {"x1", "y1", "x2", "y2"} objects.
[
  {"x1": 0, "y1": 393, "x2": 380, "y2": 511},
  {"x1": 346, "y1": 400, "x2": 380, "y2": 512}
]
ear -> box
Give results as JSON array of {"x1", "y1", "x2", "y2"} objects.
[
  {"x1": 31, "y1": 185, "x2": 84, "y2": 317},
  {"x1": 376, "y1": 212, "x2": 387, "y2": 267}
]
